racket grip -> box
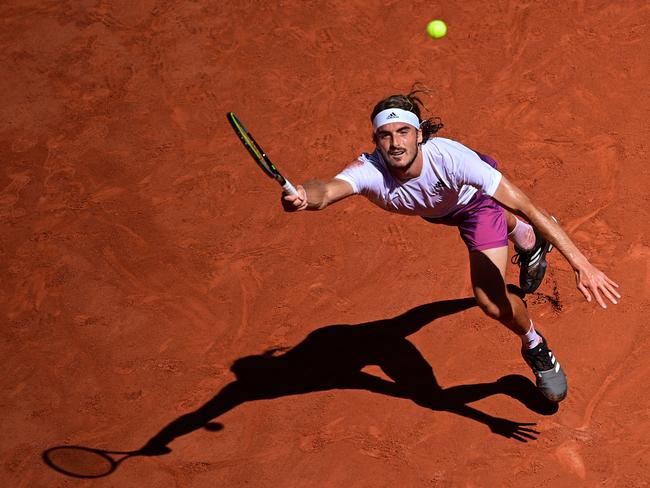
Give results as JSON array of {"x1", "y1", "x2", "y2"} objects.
[{"x1": 282, "y1": 179, "x2": 299, "y2": 197}]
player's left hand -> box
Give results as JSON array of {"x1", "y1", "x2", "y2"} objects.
[{"x1": 574, "y1": 263, "x2": 621, "y2": 309}]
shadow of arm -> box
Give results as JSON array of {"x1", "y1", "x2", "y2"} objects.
[
  {"x1": 389, "y1": 297, "x2": 476, "y2": 337},
  {"x1": 441, "y1": 402, "x2": 538, "y2": 442},
  {"x1": 139, "y1": 382, "x2": 245, "y2": 455}
]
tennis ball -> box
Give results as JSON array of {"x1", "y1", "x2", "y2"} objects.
[{"x1": 426, "y1": 19, "x2": 447, "y2": 39}]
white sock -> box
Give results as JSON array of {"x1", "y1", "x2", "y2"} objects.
[
  {"x1": 520, "y1": 321, "x2": 542, "y2": 349},
  {"x1": 508, "y1": 218, "x2": 536, "y2": 251}
]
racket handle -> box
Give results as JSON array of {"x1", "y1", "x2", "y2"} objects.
[{"x1": 281, "y1": 179, "x2": 299, "y2": 197}]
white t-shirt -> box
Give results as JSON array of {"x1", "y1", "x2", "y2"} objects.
[{"x1": 335, "y1": 137, "x2": 503, "y2": 218}]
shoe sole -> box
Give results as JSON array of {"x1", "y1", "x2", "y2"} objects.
[
  {"x1": 536, "y1": 366, "x2": 568, "y2": 402},
  {"x1": 519, "y1": 216, "x2": 557, "y2": 294},
  {"x1": 520, "y1": 245, "x2": 551, "y2": 294}
]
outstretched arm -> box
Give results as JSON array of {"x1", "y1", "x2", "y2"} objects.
[
  {"x1": 492, "y1": 176, "x2": 621, "y2": 308},
  {"x1": 282, "y1": 178, "x2": 354, "y2": 212}
]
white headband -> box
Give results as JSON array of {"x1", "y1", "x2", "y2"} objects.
[{"x1": 372, "y1": 108, "x2": 421, "y2": 132}]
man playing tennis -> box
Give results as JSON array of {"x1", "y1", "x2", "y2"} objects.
[{"x1": 282, "y1": 90, "x2": 620, "y2": 402}]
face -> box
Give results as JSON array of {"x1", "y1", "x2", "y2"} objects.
[{"x1": 374, "y1": 122, "x2": 423, "y2": 173}]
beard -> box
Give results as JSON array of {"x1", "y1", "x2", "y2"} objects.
[{"x1": 382, "y1": 142, "x2": 420, "y2": 174}]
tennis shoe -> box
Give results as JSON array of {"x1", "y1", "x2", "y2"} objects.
[
  {"x1": 511, "y1": 219, "x2": 555, "y2": 294},
  {"x1": 522, "y1": 334, "x2": 567, "y2": 402}
]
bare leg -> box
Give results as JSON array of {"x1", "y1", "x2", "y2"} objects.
[
  {"x1": 470, "y1": 246, "x2": 569, "y2": 402},
  {"x1": 469, "y1": 246, "x2": 530, "y2": 334}
]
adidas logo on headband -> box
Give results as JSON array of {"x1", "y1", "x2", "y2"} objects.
[{"x1": 372, "y1": 108, "x2": 421, "y2": 132}]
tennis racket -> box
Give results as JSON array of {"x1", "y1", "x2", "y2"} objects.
[
  {"x1": 42, "y1": 445, "x2": 139, "y2": 478},
  {"x1": 226, "y1": 112, "x2": 299, "y2": 196}
]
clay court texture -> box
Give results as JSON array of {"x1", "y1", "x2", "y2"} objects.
[{"x1": 1, "y1": 1, "x2": 649, "y2": 486}]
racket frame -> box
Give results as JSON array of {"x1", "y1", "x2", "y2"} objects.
[{"x1": 226, "y1": 112, "x2": 298, "y2": 196}]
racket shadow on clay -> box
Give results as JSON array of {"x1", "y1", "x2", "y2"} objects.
[{"x1": 42, "y1": 446, "x2": 142, "y2": 479}]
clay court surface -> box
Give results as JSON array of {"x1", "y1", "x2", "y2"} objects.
[{"x1": 2, "y1": 1, "x2": 649, "y2": 486}]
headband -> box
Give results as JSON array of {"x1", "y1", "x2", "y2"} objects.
[{"x1": 372, "y1": 108, "x2": 421, "y2": 132}]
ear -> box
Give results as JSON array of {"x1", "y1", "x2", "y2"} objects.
[{"x1": 417, "y1": 129, "x2": 423, "y2": 144}]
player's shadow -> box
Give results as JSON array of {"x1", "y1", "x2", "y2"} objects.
[{"x1": 138, "y1": 296, "x2": 558, "y2": 456}]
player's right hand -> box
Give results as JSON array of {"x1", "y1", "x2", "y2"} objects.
[{"x1": 282, "y1": 185, "x2": 308, "y2": 212}]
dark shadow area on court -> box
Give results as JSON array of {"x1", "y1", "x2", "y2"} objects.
[
  {"x1": 43, "y1": 282, "x2": 558, "y2": 477},
  {"x1": 135, "y1": 296, "x2": 557, "y2": 458}
]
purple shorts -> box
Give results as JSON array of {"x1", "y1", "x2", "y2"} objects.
[{"x1": 423, "y1": 152, "x2": 508, "y2": 252}]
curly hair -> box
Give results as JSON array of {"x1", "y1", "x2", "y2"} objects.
[{"x1": 370, "y1": 84, "x2": 444, "y2": 142}]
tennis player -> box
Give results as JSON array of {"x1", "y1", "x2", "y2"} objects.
[{"x1": 282, "y1": 90, "x2": 620, "y2": 402}]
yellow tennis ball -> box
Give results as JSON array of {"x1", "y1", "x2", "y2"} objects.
[{"x1": 427, "y1": 19, "x2": 447, "y2": 39}]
